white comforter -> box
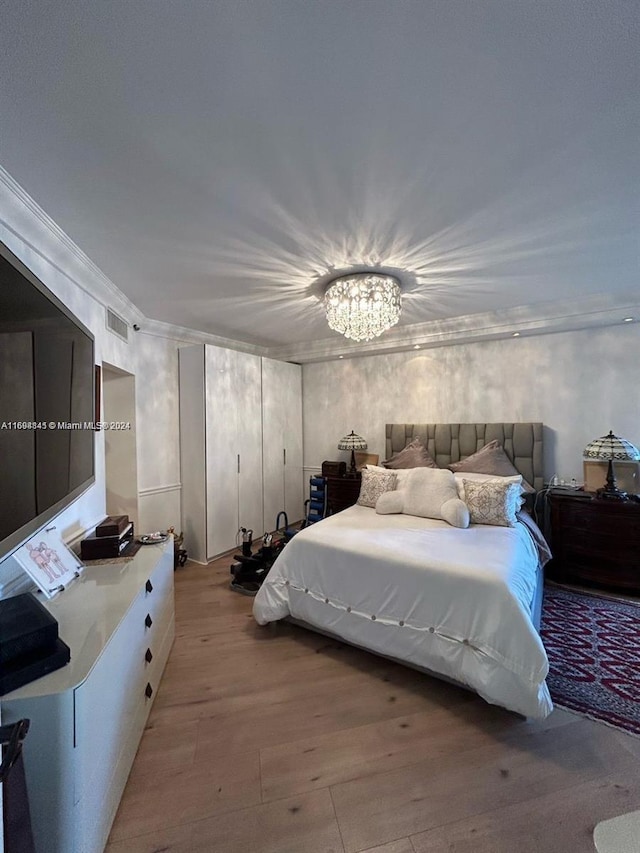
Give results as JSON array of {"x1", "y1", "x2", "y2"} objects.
[{"x1": 253, "y1": 505, "x2": 552, "y2": 719}]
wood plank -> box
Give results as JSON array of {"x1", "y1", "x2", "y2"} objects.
[
  {"x1": 329, "y1": 718, "x2": 638, "y2": 852},
  {"x1": 187, "y1": 788, "x2": 344, "y2": 853},
  {"x1": 410, "y1": 771, "x2": 640, "y2": 853},
  {"x1": 108, "y1": 557, "x2": 640, "y2": 852},
  {"x1": 260, "y1": 704, "x2": 577, "y2": 802},
  {"x1": 109, "y1": 749, "x2": 261, "y2": 842}
]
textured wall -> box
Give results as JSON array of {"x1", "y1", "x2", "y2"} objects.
[
  {"x1": 0, "y1": 176, "x2": 181, "y2": 592},
  {"x1": 302, "y1": 324, "x2": 640, "y2": 484}
]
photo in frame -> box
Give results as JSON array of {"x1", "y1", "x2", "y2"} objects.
[{"x1": 13, "y1": 529, "x2": 84, "y2": 599}]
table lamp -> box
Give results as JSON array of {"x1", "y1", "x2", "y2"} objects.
[
  {"x1": 338, "y1": 430, "x2": 367, "y2": 474},
  {"x1": 583, "y1": 430, "x2": 640, "y2": 500}
]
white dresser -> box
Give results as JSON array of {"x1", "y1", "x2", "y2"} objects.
[{"x1": 1, "y1": 539, "x2": 175, "y2": 853}]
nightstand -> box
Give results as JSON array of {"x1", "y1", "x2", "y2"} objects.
[
  {"x1": 547, "y1": 490, "x2": 640, "y2": 594},
  {"x1": 326, "y1": 473, "x2": 362, "y2": 514}
]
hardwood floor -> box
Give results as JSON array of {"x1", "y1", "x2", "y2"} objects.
[{"x1": 107, "y1": 556, "x2": 640, "y2": 852}]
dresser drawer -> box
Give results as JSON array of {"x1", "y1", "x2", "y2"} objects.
[{"x1": 548, "y1": 492, "x2": 640, "y2": 593}]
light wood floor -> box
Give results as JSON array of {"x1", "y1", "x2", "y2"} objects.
[{"x1": 107, "y1": 555, "x2": 640, "y2": 853}]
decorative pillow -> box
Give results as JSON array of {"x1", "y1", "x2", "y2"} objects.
[
  {"x1": 357, "y1": 468, "x2": 397, "y2": 508},
  {"x1": 453, "y1": 471, "x2": 523, "y2": 501},
  {"x1": 367, "y1": 464, "x2": 412, "y2": 488},
  {"x1": 383, "y1": 437, "x2": 438, "y2": 470},
  {"x1": 376, "y1": 468, "x2": 469, "y2": 529},
  {"x1": 448, "y1": 440, "x2": 535, "y2": 493},
  {"x1": 463, "y1": 478, "x2": 522, "y2": 527}
]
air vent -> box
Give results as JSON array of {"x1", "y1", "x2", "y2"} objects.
[{"x1": 106, "y1": 307, "x2": 129, "y2": 342}]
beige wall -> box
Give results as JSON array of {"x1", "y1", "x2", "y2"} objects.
[{"x1": 302, "y1": 324, "x2": 640, "y2": 484}]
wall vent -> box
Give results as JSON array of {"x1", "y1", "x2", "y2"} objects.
[{"x1": 106, "y1": 307, "x2": 129, "y2": 342}]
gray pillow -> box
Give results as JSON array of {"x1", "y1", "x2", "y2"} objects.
[
  {"x1": 383, "y1": 437, "x2": 438, "y2": 470},
  {"x1": 448, "y1": 440, "x2": 535, "y2": 493}
]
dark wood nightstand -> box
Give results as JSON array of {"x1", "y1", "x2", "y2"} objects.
[
  {"x1": 547, "y1": 490, "x2": 640, "y2": 594},
  {"x1": 326, "y1": 473, "x2": 362, "y2": 514}
]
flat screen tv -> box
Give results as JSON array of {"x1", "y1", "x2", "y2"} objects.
[{"x1": 0, "y1": 242, "x2": 95, "y2": 560}]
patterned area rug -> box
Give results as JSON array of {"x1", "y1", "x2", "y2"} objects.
[{"x1": 541, "y1": 584, "x2": 640, "y2": 735}]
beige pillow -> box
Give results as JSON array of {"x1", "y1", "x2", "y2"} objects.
[
  {"x1": 463, "y1": 478, "x2": 522, "y2": 527},
  {"x1": 357, "y1": 468, "x2": 397, "y2": 508},
  {"x1": 367, "y1": 464, "x2": 412, "y2": 488},
  {"x1": 383, "y1": 437, "x2": 438, "y2": 470},
  {"x1": 453, "y1": 471, "x2": 523, "y2": 501},
  {"x1": 448, "y1": 440, "x2": 535, "y2": 493},
  {"x1": 376, "y1": 468, "x2": 469, "y2": 529}
]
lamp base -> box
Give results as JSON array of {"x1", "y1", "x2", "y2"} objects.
[
  {"x1": 596, "y1": 486, "x2": 629, "y2": 501},
  {"x1": 595, "y1": 458, "x2": 629, "y2": 500}
]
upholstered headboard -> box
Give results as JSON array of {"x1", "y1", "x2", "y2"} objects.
[{"x1": 385, "y1": 423, "x2": 544, "y2": 492}]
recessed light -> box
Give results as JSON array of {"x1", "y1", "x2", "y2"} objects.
[
  {"x1": 413, "y1": 345, "x2": 421, "y2": 350},
  {"x1": 338, "y1": 355, "x2": 344, "y2": 359},
  {"x1": 623, "y1": 317, "x2": 634, "y2": 323},
  {"x1": 512, "y1": 332, "x2": 520, "y2": 337}
]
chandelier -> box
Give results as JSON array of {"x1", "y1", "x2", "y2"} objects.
[{"x1": 324, "y1": 273, "x2": 402, "y2": 342}]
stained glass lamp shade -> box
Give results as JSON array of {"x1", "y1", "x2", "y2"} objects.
[{"x1": 583, "y1": 430, "x2": 640, "y2": 500}]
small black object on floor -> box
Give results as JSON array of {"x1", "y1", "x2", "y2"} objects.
[{"x1": 229, "y1": 543, "x2": 281, "y2": 597}]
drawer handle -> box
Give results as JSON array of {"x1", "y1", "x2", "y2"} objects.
[
  {"x1": 145, "y1": 613, "x2": 153, "y2": 629},
  {"x1": 145, "y1": 683, "x2": 153, "y2": 699},
  {"x1": 145, "y1": 648, "x2": 153, "y2": 664},
  {"x1": 145, "y1": 579, "x2": 153, "y2": 593}
]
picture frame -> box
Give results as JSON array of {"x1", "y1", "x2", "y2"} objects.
[
  {"x1": 354, "y1": 451, "x2": 380, "y2": 471},
  {"x1": 13, "y1": 529, "x2": 84, "y2": 599}
]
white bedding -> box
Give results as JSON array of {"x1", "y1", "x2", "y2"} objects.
[{"x1": 253, "y1": 505, "x2": 553, "y2": 719}]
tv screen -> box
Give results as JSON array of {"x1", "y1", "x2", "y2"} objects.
[{"x1": 0, "y1": 242, "x2": 95, "y2": 560}]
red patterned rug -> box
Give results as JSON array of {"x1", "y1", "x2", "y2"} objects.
[{"x1": 541, "y1": 584, "x2": 640, "y2": 735}]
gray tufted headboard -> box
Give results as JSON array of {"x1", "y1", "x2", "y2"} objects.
[{"x1": 385, "y1": 423, "x2": 544, "y2": 492}]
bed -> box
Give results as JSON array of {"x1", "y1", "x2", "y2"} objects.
[{"x1": 253, "y1": 422, "x2": 553, "y2": 719}]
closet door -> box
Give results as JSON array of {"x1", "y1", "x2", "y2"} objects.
[
  {"x1": 262, "y1": 359, "x2": 303, "y2": 529},
  {"x1": 205, "y1": 346, "x2": 240, "y2": 557},
  {"x1": 205, "y1": 346, "x2": 263, "y2": 557},
  {"x1": 236, "y1": 351, "x2": 263, "y2": 539},
  {"x1": 178, "y1": 346, "x2": 207, "y2": 564},
  {"x1": 281, "y1": 363, "x2": 303, "y2": 523}
]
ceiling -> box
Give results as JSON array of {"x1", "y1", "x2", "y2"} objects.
[{"x1": 1, "y1": 1, "x2": 638, "y2": 361}]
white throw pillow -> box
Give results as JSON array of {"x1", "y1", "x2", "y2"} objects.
[
  {"x1": 376, "y1": 467, "x2": 469, "y2": 529},
  {"x1": 463, "y1": 478, "x2": 522, "y2": 527}
]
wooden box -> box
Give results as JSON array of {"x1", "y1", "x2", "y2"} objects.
[{"x1": 95, "y1": 515, "x2": 130, "y2": 538}]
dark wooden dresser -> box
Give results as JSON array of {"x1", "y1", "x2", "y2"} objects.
[
  {"x1": 326, "y1": 473, "x2": 362, "y2": 514},
  {"x1": 547, "y1": 490, "x2": 640, "y2": 594}
]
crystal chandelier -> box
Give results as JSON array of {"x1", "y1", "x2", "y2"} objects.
[{"x1": 324, "y1": 273, "x2": 402, "y2": 342}]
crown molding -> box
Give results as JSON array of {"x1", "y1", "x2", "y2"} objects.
[
  {"x1": 2, "y1": 166, "x2": 637, "y2": 365},
  {"x1": 0, "y1": 166, "x2": 143, "y2": 324},
  {"x1": 138, "y1": 317, "x2": 269, "y2": 358},
  {"x1": 268, "y1": 293, "x2": 640, "y2": 363}
]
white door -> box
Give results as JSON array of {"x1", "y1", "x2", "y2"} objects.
[
  {"x1": 262, "y1": 359, "x2": 303, "y2": 529},
  {"x1": 236, "y1": 351, "x2": 264, "y2": 539},
  {"x1": 206, "y1": 346, "x2": 263, "y2": 556},
  {"x1": 282, "y1": 363, "x2": 303, "y2": 524}
]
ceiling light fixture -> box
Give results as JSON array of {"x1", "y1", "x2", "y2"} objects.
[
  {"x1": 324, "y1": 273, "x2": 402, "y2": 342},
  {"x1": 623, "y1": 317, "x2": 634, "y2": 323}
]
